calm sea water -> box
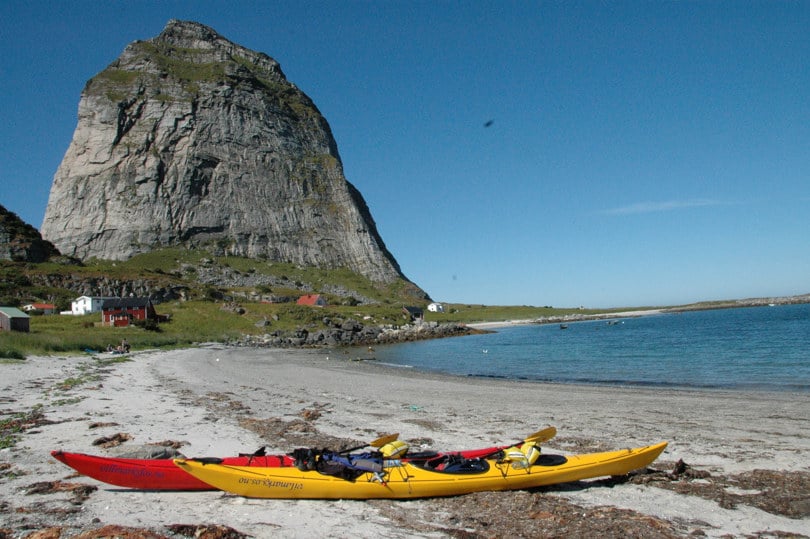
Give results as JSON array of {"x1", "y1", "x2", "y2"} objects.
[{"x1": 366, "y1": 303, "x2": 810, "y2": 392}]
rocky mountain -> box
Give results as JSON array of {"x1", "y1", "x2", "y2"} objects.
[
  {"x1": 0, "y1": 204, "x2": 60, "y2": 262},
  {"x1": 41, "y1": 20, "x2": 408, "y2": 285}
]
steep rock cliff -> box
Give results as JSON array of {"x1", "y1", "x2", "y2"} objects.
[
  {"x1": 41, "y1": 20, "x2": 406, "y2": 284},
  {"x1": 0, "y1": 204, "x2": 60, "y2": 262}
]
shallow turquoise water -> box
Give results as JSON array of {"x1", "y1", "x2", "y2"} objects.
[{"x1": 368, "y1": 303, "x2": 810, "y2": 391}]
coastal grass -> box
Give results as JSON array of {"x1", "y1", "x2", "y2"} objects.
[
  {"x1": 0, "y1": 299, "x2": 630, "y2": 359},
  {"x1": 0, "y1": 299, "x2": 417, "y2": 357},
  {"x1": 0, "y1": 348, "x2": 25, "y2": 360},
  {"x1": 2, "y1": 247, "x2": 655, "y2": 358},
  {"x1": 0, "y1": 303, "x2": 240, "y2": 355}
]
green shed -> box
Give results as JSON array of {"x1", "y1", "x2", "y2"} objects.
[{"x1": 0, "y1": 307, "x2": 30, "y2": 332}]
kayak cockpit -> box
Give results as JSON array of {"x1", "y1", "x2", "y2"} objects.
[{"x1": 415, "y1": 454, "x2": 491, "y2": 474}]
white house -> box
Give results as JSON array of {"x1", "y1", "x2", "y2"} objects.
[
  {"x1": 427, "y1": 302, "x2": 445, "y2": 313},
  {"x1": 71, "y1": 296, "x2": 116, "y2": 316}
]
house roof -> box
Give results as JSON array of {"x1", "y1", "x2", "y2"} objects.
[
  {"x1": 26, "y1": 303, "x2": 56, "y2": 309},
  {"x1": 297, "y1": 294, "x2": 325, "y2": 306},
  {"x1": 402, "y1": 306, "x2": 423, "y2": 315},
  {"x1": 0, "y1": 307, "x2": 30, "y2": 318},
  {"x1": 101, "y1": 298, "x2": 152, "y2": 309}
]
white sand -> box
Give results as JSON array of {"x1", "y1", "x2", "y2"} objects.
[
  {"x1": 466, "y1": 309, "x2": 664, "y2": 329},
  {"x1": 1, "y1": 345, "x2": 808, "y2": 538}
]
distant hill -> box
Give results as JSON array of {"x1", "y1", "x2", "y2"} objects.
[
  {"x1": 0, "y1": 204, "x2": 60, "y2": 263},
  {"x1": 41, "y1": 19, "x2": 420, "y2": 293}
]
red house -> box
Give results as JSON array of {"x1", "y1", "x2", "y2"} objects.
[
  {"x1": 22, "y1": 303, "x2": 57, "y2": 315},
  {"x1": 101, "y1": 298, "x2": 157, "y2": 327},
  {"x1": 297, "y1": 294, "x2": 327, "y2": 307}
]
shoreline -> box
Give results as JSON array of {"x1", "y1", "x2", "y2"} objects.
[
  {"x1": 465, "y1": 297, "x2": 810, "y2": 330},
  {"x1": 1, "y1": 346, "x2": 808, "y2": 537},
  {"x1": 465, "y1": 308, "x2": 664, "y2": 329}
]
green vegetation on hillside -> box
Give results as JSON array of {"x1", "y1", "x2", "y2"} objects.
[
  {"x1": 8, "y1": 248, "x2": 421, "y2": 304},
  {"x1": 87, "y1": 37, "x2": 314, "y2": 119},
  {"x1": 0, "y1": 247, "x2": 637, "y2": 358},
  {"x1": 0, "y1": 298, "x2": 614, "y2": 360}
]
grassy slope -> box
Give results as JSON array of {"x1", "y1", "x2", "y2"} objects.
[{"x1": 0, "y1": 247, "x2": 661, "y2": 358}]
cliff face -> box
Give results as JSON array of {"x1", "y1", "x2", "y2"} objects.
[
  {"x1": 0, "y1": 205, "x2": 60, "y2": 262},
  {"x1": 41, "y1": 20, "x2": 406, "y2": 284}
]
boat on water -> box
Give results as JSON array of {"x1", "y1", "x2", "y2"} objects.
[
  {"x1": 173, "y1": 441, "x2": 667, "y2": 499},
  {"x1": 52, "y1": 427, "x2": 557, "y2": 491}
]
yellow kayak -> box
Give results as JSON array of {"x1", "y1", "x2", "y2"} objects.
[{"x1": 173, "y1": 441, "x2": 667, "y2": 499}]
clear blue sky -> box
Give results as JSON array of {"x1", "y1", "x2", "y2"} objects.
[{"x1": 1, "y1": 1, "x2": 808, "y2": 308}]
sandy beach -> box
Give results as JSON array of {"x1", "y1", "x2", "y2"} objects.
[
  {"x1": 465, "y1": 309, "x2": 664, "y2": 330},
  {"x1": 1, "y1": 345, "x2": 808, "y2": 538}
]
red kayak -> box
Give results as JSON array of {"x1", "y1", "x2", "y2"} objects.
[
  {"x1": 51, "y1": 427, "x2": 555, "y2": 490},
  {"x1": 51, "y1": 449, "x2": 294, "y2": 490}
]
